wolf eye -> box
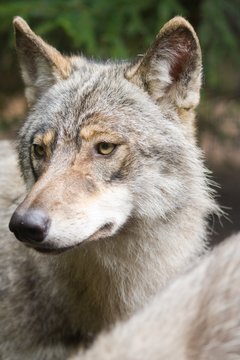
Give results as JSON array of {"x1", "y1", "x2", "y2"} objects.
[
  {"x1": 33, "y1": 144, "x2": 45, "y2": 158},
  {"x1": 96, "y1": 142, "x2": 116, "y2": 155}
]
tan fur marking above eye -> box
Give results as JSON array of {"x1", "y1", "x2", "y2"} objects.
[
  {"x1": 80, "y1": 113, "x2": 118, "y2": 142},
  {"x1": 80, "y1": 125, "x2": 124, "y2": 144},
  {"x1": 33, "y1": 130, "x2": 55, "y2": 159},
  {"x1": 33, "y1": 130, "x2": 55, "y2": 146},
  {"x1": 80, "y1": 127, "x2": 104, "y2": 141},
  {"x1": 42, "y1": 130, "x2": 55, "y2": 147}
]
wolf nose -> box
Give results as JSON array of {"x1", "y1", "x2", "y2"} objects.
[{"x1": 9, "y1": 209, "x2": 50, "y2": 243}]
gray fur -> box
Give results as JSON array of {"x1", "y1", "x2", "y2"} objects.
[
  {"x1": 71, "y1": 233, "x2": 240, "y2": 360},
  {"x1": 0, "y1": 17, "x2": 218, "y2": 359}
]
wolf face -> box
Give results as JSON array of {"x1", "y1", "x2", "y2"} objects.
[{"x1": 9, "y1": 17, "x2": 205, "y2": 253}]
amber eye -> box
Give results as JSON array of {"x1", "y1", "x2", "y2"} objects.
[
  {"x1": 96, "y1": 142, "x2": 116, "y2": 155},
  {"x1": 33, "y1": 144, "x2": 45, "y2": 158}
]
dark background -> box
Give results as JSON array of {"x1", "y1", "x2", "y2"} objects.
[{"x1": 0, "y1": 0, "x2": 239, "y2": 244}]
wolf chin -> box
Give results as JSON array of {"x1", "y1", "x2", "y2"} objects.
[{"x1": 1, "y1": 16, "x2": 218, "y2": 359}]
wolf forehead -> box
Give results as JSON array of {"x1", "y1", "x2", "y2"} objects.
[{"x1": 21, "y1": 59, "x2": 169, "y2": 142}]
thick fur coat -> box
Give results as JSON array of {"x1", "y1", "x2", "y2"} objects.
[
  {"x1": 0, "y1": 17, "x2": 221, "y2": 359},
  {"x1": 71, "y1": 233, "x2": 240, "y2": 360}
]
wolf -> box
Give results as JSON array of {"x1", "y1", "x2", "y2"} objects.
[
  {"x1": 70, "y1": 233, "x2": 240, "y2": 360},
  {"x1": 0, "y1": 16, "x2": 218, "y2": 359}
]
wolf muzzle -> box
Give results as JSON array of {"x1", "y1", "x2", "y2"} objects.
[{"x1": 9, "y1": 208, "x2": 50, "y2": 244}]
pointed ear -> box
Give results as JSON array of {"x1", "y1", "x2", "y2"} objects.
[
  {"x1": 126, "y1": 17, "x2": 202, "y2": 110},
  {"x1": 13, "y1": 17, "x2": 72, "y2": 106}
]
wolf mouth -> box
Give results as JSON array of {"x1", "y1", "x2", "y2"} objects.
[{"x1": 27, "y1": 222, "x2": 114, "y2": 255}]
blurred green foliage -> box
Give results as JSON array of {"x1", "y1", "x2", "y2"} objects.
[{"x1": 0, "y1": 0, "x2": 239, "y2": 93}]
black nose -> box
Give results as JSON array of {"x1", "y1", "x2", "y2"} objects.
[{"x1": 9, "y1": 209, "x2": 50, "y2": 244}]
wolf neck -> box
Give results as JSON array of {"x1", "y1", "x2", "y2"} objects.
[{"x1": 43, "y1": 200, "x2": 211, "y2": 336}]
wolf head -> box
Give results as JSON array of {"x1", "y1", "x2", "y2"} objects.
[{"x1": 9, "y1": 16, "x2": 206, "y2": 254}]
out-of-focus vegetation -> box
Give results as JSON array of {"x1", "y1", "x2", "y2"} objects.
[{"x1": 0, "y1": 0, "x2": 240, "y2": 93}]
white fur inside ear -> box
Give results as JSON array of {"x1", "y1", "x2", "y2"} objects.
[
  {"x1": 127, "y1": 21, "x2": 202, "y2": 109},
  {"x1": 147, "y1": 59, "x2": 172, "y2": 100},
  {"x1": 147, "y1": 48, "x2": 202, "y2": 109},
  {"x1": 47, "y1": 186, "x2": 133, "y2": 248}
]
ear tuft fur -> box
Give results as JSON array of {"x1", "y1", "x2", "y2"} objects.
[{"x1": 126, "y1": 16, "x2": 202, "y2": 110}]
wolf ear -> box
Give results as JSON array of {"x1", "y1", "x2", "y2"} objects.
[
  {"x1": 13, "y1": 17, "x2": 71, "y2": 106},
  {"x1": 126, "y1": 17, "x2": 202, "y2": 110}
]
